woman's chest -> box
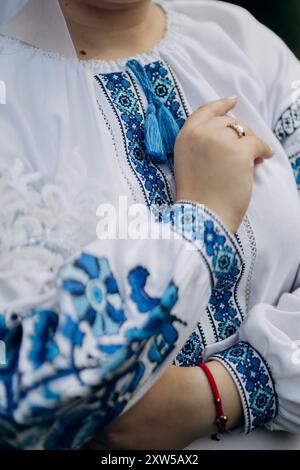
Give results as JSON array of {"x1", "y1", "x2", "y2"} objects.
[
  {"x1": 94, "y1": 58, "x2": 300, "y2": 294},
  {"x1": 92, "y1": 58, "x2": 300, "y2": 355}
]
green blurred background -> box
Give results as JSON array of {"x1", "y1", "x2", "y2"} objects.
[{"x1": 223, "y1": 0, "x2": 300, "y2": 58}]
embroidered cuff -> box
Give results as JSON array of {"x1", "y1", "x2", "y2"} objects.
[
  {"x1": 210, "y1": 341, "x2": 278, "y2": 434},
  {"x1": 274, "y1": 99, "x2": 300, "y2": 143},
  {"x1": 274, "y1": 100, "x2": 300, "y2": 191},
  {"x1": 157, "y1": 201, "x2": 244, "y2": 291},
  {"x1": 288, "y1": 151, "x2": 300, "y2": 189}
]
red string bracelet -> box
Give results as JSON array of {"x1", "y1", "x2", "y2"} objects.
[{"x1": 198, "y1": 362, "x2": 228, "y2": 441}]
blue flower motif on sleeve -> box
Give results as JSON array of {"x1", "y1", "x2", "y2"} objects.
[
  {"x1": 0, "y1": 254, "x2": 185, "y2": 449},
  {"x1": 28, "y1": 311, "x2": 59, "y2": 367},
  {"x1": 169, "y1": 203, "x2": 244, "y2": 366},
  {"x1": 128, "y1": 266, "x2": 160, "y2": 312},
  {"x1": 211, "y1": 342, "x2": 278, "y2": 433},
  {"x1": 60, "y1": 254, "x2": 125, "y2": 337},
  {"x1": 120, "y1": 279, "x2": 183, "y2": 369}
]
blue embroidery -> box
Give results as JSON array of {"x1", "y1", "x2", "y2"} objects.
[
  {"x1": 212, "y1": 342, "x2": 278, "y2": 433},
  {"x1": 28, "y1": 311, "x2": 59, "y2": 367},
  {"x1": 98, "y1": 61, "x2": 244, "y2": 355},
  {"x1": 273, "y1": 101, "x2": 300, "y2": 189},
  {"x1": 288, "y1": 152, "x2": 300, "y2": 189},
  {"x1": 96, "y1": 63, "x2": 267, "y2": 430},
  {"x1": 145, "y1": 61, "x2": 186, "y2": 130},
  {"x1": 61, "y1": 254, "x2": 126, "y2": 338},
  {"x1": 274, "y1": 100, "x2": 300, "y2": 142},
  {"x1": 0, "y1": 60, "x2": 277, "y2": 447},
  {"x1": 95, "y1": 61, "x2": 186, "y2": 208},
  {"x1": 0, "y1": 254, "x2": 182, "y2": 449},
  {"x1": 166, "y1": 203, "x2": 244, "y2": 366},
  {"x1": 127, "y1": 59, "x2": 180, "y2": 162},
  {"x1": 128, "y1": 266, "x2": 160, "y2": 313},
  {"x1": 175, "y1": 331, "x2": 204, "y2": 367}
]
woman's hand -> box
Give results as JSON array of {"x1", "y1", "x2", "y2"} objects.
[
  {"x1": 96, "y1": 362, "x2": 243, "y2": 450},
  {"x1": 174, "y1": 98, "x2": 274, "y2": 233}
]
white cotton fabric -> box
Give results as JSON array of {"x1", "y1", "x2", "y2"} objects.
[
  {"x1": 1, "y1": 0, "x2": 300, "y2": 450},
  {"x1": 0, "y1": 0, "x2": 28, "y2": 26}
]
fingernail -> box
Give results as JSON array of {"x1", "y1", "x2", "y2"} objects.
[{"x1": 227, "y1": 95, "x2": 238, "y2": 101}]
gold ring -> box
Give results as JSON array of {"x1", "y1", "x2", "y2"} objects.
[{"x1": 226, "y1": 123, "x2": 246, "y2": 138}]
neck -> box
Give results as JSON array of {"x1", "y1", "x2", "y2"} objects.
[{"x1": 58, "y1": 0, "x2": 166, "y2": 61}]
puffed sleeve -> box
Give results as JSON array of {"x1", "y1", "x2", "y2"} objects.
[
  {"x1": 248, "y1": 11, "x2": 300, "y2": 189},
  {"x1": 204, "y1": 1, "x2": 300, "y2": 127},
  {"x1": 211, "y1": 1, "x2": 300, "y2": 185},
  {"x1": 0, "y1": 188, "x2": 243, "y2": 449},
  {"x1": 203, "y1": 4, "x2": 300, "y2": 435}
]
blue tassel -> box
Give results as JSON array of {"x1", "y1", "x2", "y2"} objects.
[
  {"x1": 157, "y1": 103, "x2": 180, "y2": 154},
  {"x1": 144, "y1": 103, "x2": 166, "y2": 163},
  {"x1": 127, "y1": 59, "x2": 150, "y2": 94},
  {"x1": 127, "y1": 58, "x2": 178, "y2": 163}
]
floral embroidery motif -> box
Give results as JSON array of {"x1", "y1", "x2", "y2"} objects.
[
  {"x1": 0, "y1": 253, "x2": 182, "y2": 449},
  {"x1": 95, "y1": 61, "x2": 187, "y2": 208},
  {"x1": 61, "y1": 254, "x2": 126, "y2": 339},
  {"x1": 211, "y1": 342, "x2": 278, "y2": 433},
  {"x1": 166, "y1": 203, "x2": 244, "y2": 365},
  {"x1": 274, "y1": 100, "x2": 300, "y2": 142}
]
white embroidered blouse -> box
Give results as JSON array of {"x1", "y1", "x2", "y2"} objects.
[{"x1": 0, "y1": 0, "x2": 300, "y2": 450}]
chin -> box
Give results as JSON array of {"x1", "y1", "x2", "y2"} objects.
[{"x1": 82, "y1": 0, "x2": 147, "y2": 7}]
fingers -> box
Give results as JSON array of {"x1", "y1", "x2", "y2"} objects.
[
  {"x1": 184, "y1": 98, "x2": 274, "y2": 164},
  {"x1": 217, "y1": 116, "x2": 274, "y2": 161},
  {"x1": 214, "y1": 116, "x2": 252, "y2": 137},
  {"x1": 241, "y1": 135, "x2": 274, "y2": 160},
  {"x1": 188, "y1": 97, "x2": 237, "y2": 126}
]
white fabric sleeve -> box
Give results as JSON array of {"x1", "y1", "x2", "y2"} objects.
[
  {"x1": 212, "y1": 1, "x2": 300, "y2": 186},
  {"x1": 0, "y1": 197, "x2": 244, "y2": 449},
  {"x1": 202, "y1": 1, "x2": 300, "y2": 129}
]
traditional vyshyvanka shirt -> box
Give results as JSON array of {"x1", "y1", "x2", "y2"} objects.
[{"x1": 0, "y1": 0, "x2": 300, "y2": 450}]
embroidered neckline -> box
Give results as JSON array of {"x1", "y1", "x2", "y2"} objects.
[
  {"x1": 0, "y1": 3, "x2": 183, "y2": 73},
  {"x1": 94, "y1": 60, "x2": 187, "y2": 207}
]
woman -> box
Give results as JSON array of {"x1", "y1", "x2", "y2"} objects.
[{"x1": 0, "y1": 0, "x2": 300, "y2": 450}]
